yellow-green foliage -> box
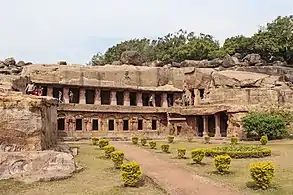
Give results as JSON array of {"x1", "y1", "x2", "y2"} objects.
[
  {"x1": 177, "y1": 148, "x2": 186, "y2": 159},
  {"x1": 149, "y1": 141, "x2": 156, "y2": 149},
  {"x1": 121, "y1": 161, "x2": 142, "y2": 187},
  {"x1": 141, "y1": 137, "x2": 147, "y2": 146},
  {"x1": 204, "y1": 136, "x2": 210, "y2": 144},
  {"x1": 132, "y1": 137, "x2": 138, "y2": 145},
  {"x1": 111, "y1": 151, "x2": 124, "y2": 169},
  {"x1": 98, "y1": 139, "x2": 109, "y2": 149},
  {"x1": 191, "y1": 149, "x2": 205, "y2": 164},
  {"x1": 249, "y1": 162, "x2": 275, "y2": 189},
  {"x1": 161, "y1": 144, "x2": 170, "y2": 153},
  {"x1": 260, "y1": 135, "x2": 268, "y2": 145},
  {"x1": 167, "y1": 135, "x2": 175, "y2": 143},
  {"x1": 92, "y1": 137, "x2": 99, "y2": 145},
  {"x1": 104, "y1": 145, "x2": 115, "y2": 158},
  {"x1": 214, "y1": 155, "x2": 232, "y2": 174},
  {"x1": 231, "y1": 136, "x2": 238, "y2": 145}
]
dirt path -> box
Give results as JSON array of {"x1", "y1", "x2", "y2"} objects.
[{"x1": 114, "y1": 142, "x2": 243, "y2": 195}]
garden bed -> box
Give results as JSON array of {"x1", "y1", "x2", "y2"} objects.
[{"x1": 205, "y1": 144, "x2": 271, "y2": 158}]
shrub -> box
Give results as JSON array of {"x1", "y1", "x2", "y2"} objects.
[
  {"x1": 205, "y1": 144, "x2": 271, "y2": 159},
  {"x1": 161, "y1": 144, "x2": 170, "y2": 153},
  {"x1": 149, "y1": 141, "x2": 156, "y2": 149},
  {"x1": 167, "y1": 135, "x2": 175, "y2": 143},
  {"x1": 214, "y1": 155, "x2": 232, "y2": 174},
  {"x1": 132, "y1": 137, "x2": 138, "y2": 145},
  {"x1": 121, "y1": 161, "x2": 142, "y2": 187},
  {"x1": 104, "y1": 145, "x2": 115, "y2": 158},
  {"x1": 191, "y1": 149, "x2": 205, "y2": 164},
  {"x1": 141, "y1": 137, "x2": 147, "y2": 146},
  {"x1": 91, "y1": 137, "x2": 99, "y2": 145},
  {"x1": 177, "y1": 148, "x2": 186, "y2": 159},
  {"x1": 242, "y1": 112, "x2": 287, "y2": 140},
  {"x1": 230, "y1": 136, "x2": 238, "y2": 145},
  {"x1": 98, "y1": 139, "x2": 109, "y2": 149},
  {"x1": 260, "y1": 135, "x2": 268, "y2": 145},
  {"x1": 111, "y1": 151, "x2": 124, "y2": 169},
  {"x1": 249, "y1": 162, "x2": 275, "y2": 189},
  {"x1": 204, "y1": 136, "x2": 210, "y2": 144}
]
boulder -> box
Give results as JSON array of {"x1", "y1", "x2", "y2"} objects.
[
  {"x1": 16, "y1": 61, "x2": 25, "y2": 67},
  {"x1": 0, "y1": 151, "x2": 78, "y2": 183},
  {"x1": 4, "y1": 57, "x2": 16, "y2": 66},
  {"x1": 25, "y1": 62, "x2": 33, "y2": 66},
  {"x1": 171, "y1": 62, "x2": 181, "y2": 68},
  {"x1": 209, "y1": 58, "x2": 223, "y2": 66},
  {"x1": 120, "y1": 51, "x2": 143, "y2": 65},
  {"x1": 222, "y1": 54, "x2": 240, "y2": 68},
  {"x1": 242, "y1": 54, "x2": 262, "y2": 65},
  {"x1": 0, "y1": 61, "x2": 5, "y2": 68},
  {"x1": 180, "y1": 60, "x2": 219, "y2": 68},
  {"x1": 233, "y1": 53, "x2": 242, "y2": 59},
  {"x1": 272, "y1": 60, "x2": 287, "y2": 67},
  {"x1": 57, "y1": 61, "x2": 67, "y2": 65}
]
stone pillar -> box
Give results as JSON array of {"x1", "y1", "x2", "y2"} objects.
[
  {"x1": 215, "y1": 113, "x2": 221, "y2": 137},
  {"x1": 110, "y1": 91, "x2": 117, "y2": 105},
  {"x1": 203, "y1": 116, "x2": 208, "y2": 136},
  {"x1": 137, "y1": 92, "x2": 143, "y2": 107},
  {"x1": 47, "y1": 87, "x2": 53, "y2": 97},
  {"x1": 63, "y1": 87, "x2": 69, "y2": 104},
  {"x1": 99, "y1": 118, "x2": 103, "y2": 132},
  {"x1": 194, "y1": 89, "x2": 200, "y2": 105},
  {"x1": 79, "y1": 88, "x2": 86, "y2": 104},
  {"x1": 194, "y1": 117, "x2": 198, "y2": 136},
  {"x1": 94, "y1": 89, "x2": 101, "y2": 105},
  {"x1": 162, "y1": 93, "x2": 168, "y2": 108},
  {"x1": 124, "y1": 91, "x2": 130, "y2": 106}
]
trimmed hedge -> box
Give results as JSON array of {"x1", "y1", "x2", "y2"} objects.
[
  {"x1": 177, "y1": 148, "x2": 186, "y2": 159},
  {"x1": 121, "y1": 161, "x2": 142, "y2": 187},
  {"x1": 249, "y1": 161, "x2": 275, "y2": 189},
  {"x1": 161, "y1": 144, "x2": 170, "y2": 153},
  {"x1": 168, "y1": 135, "x2": 175, "y2": 143},
  {"x1": 92, "y1": 137, "x2": 99, "y2": 145},
  {"x1": 214, "y1": 155, "x2": 232, "y2": 174},
  {"x1": 149, "y1": 141, "x2": 156, "y2": 149},
  {"x1": 132, "y1": 137, "x2": 138, "y2": 145},
  {"x1": 260, "y1": 135, "x2": 268, "y2": 145},
  {"x1": 204, "y1": 136, "x2": 210, "y2": 144},
  {"x1": 98, "y1": 139, "x2": 109, "y2": 149},
  {"x1": 111, "y1": 151, "x2": 124, "y2": 169},
  {"x1": 205, "y1": 145, "x2": 271, "y2": 159},
  {"x1": 141, "y1": 137, "x2": 147, "y2": 146},
  {"x1": 191, "y1": 149, "x2": 205, "y2": 164},
  {"x1": 230, "y1": 136, "x2": 238, "y2": 145},
  {"x1": 104, "y1": 145, "x2": 115, "y2": 158}
]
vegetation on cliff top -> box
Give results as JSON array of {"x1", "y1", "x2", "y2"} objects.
[{"x1": 90, "y1": 15, "x2": 293, "y2": 65}]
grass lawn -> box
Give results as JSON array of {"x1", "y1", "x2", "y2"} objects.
[
  {"x1": 0, "y1": 144, "x2": 166, "y2": 195},
  {"x1": 140, "y1": 139, "x2": 293, "y2": 195}
]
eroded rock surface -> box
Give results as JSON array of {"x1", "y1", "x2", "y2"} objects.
[{"x1": 0, "y1": 151, "x2": 77, "y2": 183}]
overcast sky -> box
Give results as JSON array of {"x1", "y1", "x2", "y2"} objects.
[{"x1": 0, "y1": 0, "x2": 292, "y2": 64}]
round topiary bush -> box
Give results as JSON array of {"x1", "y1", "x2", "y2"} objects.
[
  {"x1": 230, "y1": 136, "x2": 238, "y2": 145},
  {"x1": 191, "y1": 149, "x2": 205, "y2": 164},
  {"x1": 98, "y1": 139, "x2": 109, "y2": 149},
  {"x1": 91, "y1": 137, "x2": 99, "y2": 145},
  {"x1": 161, "y1": 144, "x2": 170, "y2": 153},
  {"x1": 111, "y1": 151, "x2": 124, "y2": 169},
  {"x1": 149, "y1": 141, "x2": 156, "y2": 149},
  {"x1": 141, "y1": 137, "x2": 147, "y2": 146},
  {"x1": 121, "y1": 161, "x2": 142, "y2": 187},
  {"x1": 204, "y1": 136, "x2": 210, "y2": 144},
  {"x1": 177, "y1": 148, "x2": 186, "y2": 159},
  {"x1": 214, "y1": 155, "x2": 232, "y2": 174},
  {"x1": 167, "y1": 135, "x2": 175, "y2": 143},
  {"x1": 249, "y1": 161, "x2": 275, "y2": 189},
  {"x1": 260, "y1": 135, "x2": 268, "y2": 145},
  {"x1": 132, "y1": 137, "x2": 138, "y2": 145},
  {"x1": 104, "y1": 145, "x2": 115, "y2": 158}
]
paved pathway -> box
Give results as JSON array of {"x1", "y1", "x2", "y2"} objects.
[{"x1": 114, "y1": 142, "x2": 243, "y2": 195}]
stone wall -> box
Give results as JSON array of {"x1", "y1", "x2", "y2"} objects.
[{"x1": 0, "y1": 92, "x2": 58, "y2": 152}]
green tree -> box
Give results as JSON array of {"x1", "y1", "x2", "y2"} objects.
[{"x1": 222, "y1": 35, "x2": 254, "y2": 58}]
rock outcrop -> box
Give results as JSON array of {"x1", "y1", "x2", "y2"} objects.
[
  {"x1": 120, "y1": 51, "x2": 143, "y2": 65},
  {"x1": 0, "y1": 57, "x2": 31, "y2": 75},
  {"x1": 0, "y1": 151, "x2": 78, "y2": 183}
]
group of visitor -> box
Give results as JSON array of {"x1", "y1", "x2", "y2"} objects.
[{"x1": 25, "y1": 81, "x2": 43, "y2": 96}]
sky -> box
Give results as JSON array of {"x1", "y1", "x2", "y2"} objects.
[{"x1": 0, "y1": 0, "x2": 292, "y2": 64}]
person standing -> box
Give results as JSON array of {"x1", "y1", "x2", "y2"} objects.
[{"x1": 25, "y1": 81, "x2": 35, "y2": 95}]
